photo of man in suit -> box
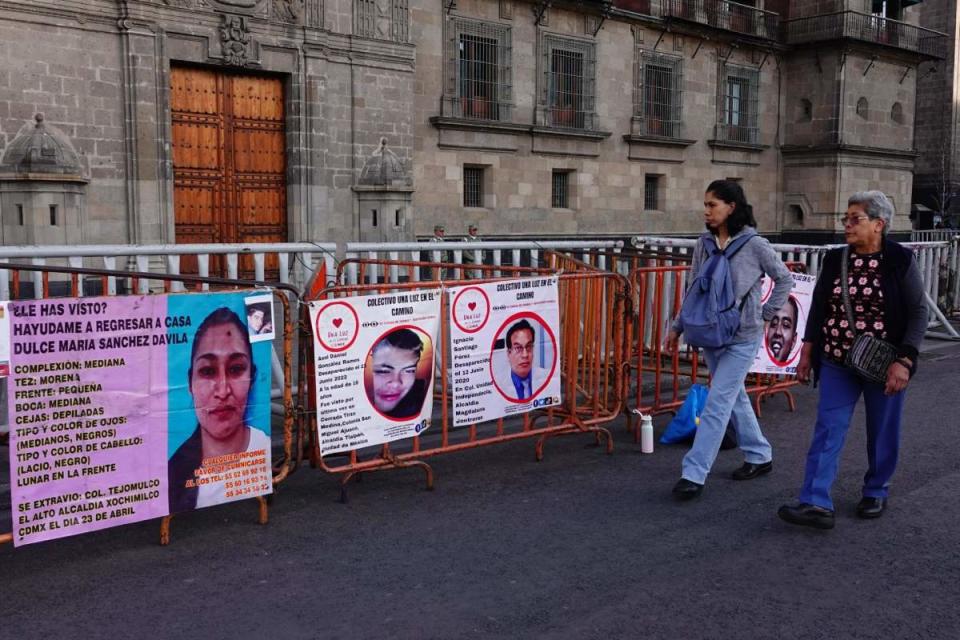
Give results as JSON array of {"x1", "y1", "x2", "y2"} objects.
[{"x1": 493, "y1": 319, "x2": 551, "y2": 401}]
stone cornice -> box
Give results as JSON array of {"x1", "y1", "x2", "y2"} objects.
[
  {"x1": 707, "y1": 139, "x2": 769, "y2": 152},
  {"x1": 780, "y1": 144, "x2": 918, "y2": 159},
  {"x1": 623, "y1": 134, "x2": 696, "y2": 148},
  {"x1": 431, "y1": 117, "x2": 612, "y2": 141}
]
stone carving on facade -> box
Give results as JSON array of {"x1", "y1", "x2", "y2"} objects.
[
  {"x1": 220, "y1": 14, "x2": 252, "y2": 66},
  {"x1": 355, "y1": 0, "x2": 408, "y2": 42},
  {"x1": 271, "y1": 0, "x2": 303, "y2": 22},
  {"x1": 358, "y1": 138, "x2": 412, "y2": 187}
]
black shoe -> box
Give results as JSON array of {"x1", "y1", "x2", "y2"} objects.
[
  {"x1": 731, "y1": 461, "x2": 773, "y2": 481},
  {"x1": 777, "y1": 503, "x2": 835, "y2": 530},
  {"x1": 720, "y1": 424, "x2": 738, "y2": 450},
  {"x1": 672, "y1": 478, "x2": 703, "y2": 501},
  {"x1": 857, "y1": 497, "x2": 887, "y2": 519}
]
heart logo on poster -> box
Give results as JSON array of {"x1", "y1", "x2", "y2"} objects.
[
  {"x1": 332, "y1": 318, "x2": 343, "y2": 328},
  {"x1": 468, "y1": 302, "x2": 477, "y2": 311}
]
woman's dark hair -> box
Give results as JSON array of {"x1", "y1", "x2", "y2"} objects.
[
  {"x1": 188, "y1": 307, "x2": 256, "y2": 386},
  {"x1": 373, "y1": 327, "x2": 424, "y2": 360},
  {"x1": 706, "y1": 179, "x2": 757, "y2": 236}
]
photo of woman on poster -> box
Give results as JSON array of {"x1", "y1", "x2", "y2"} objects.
[
  {"x1": 365, "y1": 327, "x2": 432, "y2": 421},
  {"x1": 168, "y1": 307, "x2": 271, "y2": 513}
]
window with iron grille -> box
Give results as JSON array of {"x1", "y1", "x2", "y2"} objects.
[
  {"x1": 391, "y1": 0, "x2": 409, "y2": 42},
  {"x1": 717, "y1": 63, "x2": 760, "y2": 144},
  {"x1": 644, "y1": 174, "x2": 661, "y2": 210},
  {"x1": 552, "y1": 170, "x2": 571, "y2": 208},
  {"x1": 355, "y1": 0, "x2": 408, "y2": 42},
  {"x1": 355, "y1": 0, "x2": 376, "y2": 38},
  {"x1": 445, "y1": 19, "x2": 512, "y2": 121},
  {"x1": 636, "y1": 51, "x2": 683, "y2": 137},
  {"x1": 541, "y1": 34, "x2": 596, "y2": 130},
  {"x1": 463, "y1": 166, "x2": 485, "y2": 207}
]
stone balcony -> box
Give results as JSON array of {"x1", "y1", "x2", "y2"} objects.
[
  {"x1": 616, "y1": 0, "x2": 780, "y2": 41},
  {"x1": 782, "y1": 11, "x2": 948, "y2": 60}
]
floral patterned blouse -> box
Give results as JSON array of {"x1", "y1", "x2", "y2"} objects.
[{"x1": 822, "y1": 251, "x2": 887, "y2": 365}]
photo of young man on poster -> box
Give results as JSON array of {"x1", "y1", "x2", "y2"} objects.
[
  {"x1": 364, "y1": 327, "x2": 433, "y2": 421},
  {"x1": 765, "y1": 296, "x2": 801, "y2": 366}
]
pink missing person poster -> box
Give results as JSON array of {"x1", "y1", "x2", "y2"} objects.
[{"x1": 7, "y1": 291, "x2": 273, "y2": 546}]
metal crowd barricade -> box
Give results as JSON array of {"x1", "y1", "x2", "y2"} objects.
[
  {"x1": 0, "y1": 263, "x2": 298, "y2": 547},
  {"x1": 633, "y1": 234, "x2": 960, "y2": 319},
  {"x1": 622, "y1": 256, "x2": 807, "y2": 440},
  {"x1": 300, "y1": 258, "x2": 629, "y2": 500},
  {"x1": 341, "y1": 240, "x2": 623, "y2": 286}
]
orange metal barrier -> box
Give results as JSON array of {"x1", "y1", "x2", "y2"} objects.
[
  {"x1": 624, "y1": 261, "x2": 808, "y2": 440},
  {"x1": 336, "y1": 257, "x2": 548, "y2": 286},
  {"x1": 0, "y1": 263, "x2": 297, "y2": 546},
  {"x1": 300, "y1": 262, "x2": 629, "y2": 500}
]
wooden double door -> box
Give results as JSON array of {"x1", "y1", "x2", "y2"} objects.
[{"x1": 170, "y1": 66, "x2": 287, "y2": 277}]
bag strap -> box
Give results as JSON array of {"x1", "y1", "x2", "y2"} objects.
[
  {"x1": 840, "y1": 245, "x2": 859, "y2": 337},
  {"x1": 723, "y1": 233, "x2": 754, "y2": 259}
]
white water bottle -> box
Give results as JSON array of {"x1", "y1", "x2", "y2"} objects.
[{"x1": 640, "y1": 413, "x2": 654, "y2": 454}]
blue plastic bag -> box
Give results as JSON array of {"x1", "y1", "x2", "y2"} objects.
[{"x1": 660, "y1": 384, "x2": 709, "y2": 444}]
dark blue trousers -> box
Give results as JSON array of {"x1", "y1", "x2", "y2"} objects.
[{"x1": 799, "y1": 360, "x2": 905, "y2": 511}]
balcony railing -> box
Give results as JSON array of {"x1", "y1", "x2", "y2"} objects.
[
  {"x1": 783, "y1": 11, "x2": 948, "y2": 59},
  {"x1": 620, "y1": 0, "x2": 779, "y2": 40}
]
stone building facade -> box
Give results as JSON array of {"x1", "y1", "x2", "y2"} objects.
[{"x1": 0, "y1": 0, "x2": 946, "y2": 249}]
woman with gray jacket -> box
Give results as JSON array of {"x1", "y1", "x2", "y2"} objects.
[{"x1": 666, "y1": 180, "x2": 793, "y2": 500}]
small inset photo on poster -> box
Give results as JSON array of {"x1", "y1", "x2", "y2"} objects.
[
  {"x1": 0, "y1": 301, "x2": 9, "y2": 377},
  {"x1": 490, "y1": 314, "x2": 557, "y2": 403},
  {"x1": 765, "y1": 294, "x2": 803, "y2": 367},
  {"x1": 364, "y1": 326, "x2": 435, "y2": 422},
  {"x1": 244, "y1": 293, "x2": 275, "y2": 343}
]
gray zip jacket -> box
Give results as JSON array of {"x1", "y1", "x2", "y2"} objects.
[{"x1": 672, "y1": 227, "x2": 793, "y2": 344}]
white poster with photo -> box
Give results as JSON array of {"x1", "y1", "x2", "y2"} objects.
[
  {"x1": 750, "y1": 272, "x2": 816, "y2": 375},
  {"x1": 309, "y1": 290, "x2": 441, "y2": 456},
  {"x1": 447, "y1": 277, "x2": 562, "y2": 427}
]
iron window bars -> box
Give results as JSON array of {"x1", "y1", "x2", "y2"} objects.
[
  {"x1": 464, "y1": 166, "x2": 484, "y2": 207},
  {"x1": 717, "y1": 62, "x2": 760, "y2": 144},
  {"x1": 635, "y1": 51, "x2": 683, "y2": 137},
  {"x1": 541, "y1": 34, "x2": 597, "y2": 130},
  {"x1": 444, "y1": 18, "x2": 513, "y2": 121}
]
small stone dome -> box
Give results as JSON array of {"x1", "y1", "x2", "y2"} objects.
[
  {"x1": 0, "y1": 113, "x2": 84, "y2": 177},
  {"x1": 358, "y1": 138, "x2": 411, "y2": 187}
]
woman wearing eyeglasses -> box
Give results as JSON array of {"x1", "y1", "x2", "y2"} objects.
[{"x1": 778, "y1": 191, "x2": 927, "y2": 530}]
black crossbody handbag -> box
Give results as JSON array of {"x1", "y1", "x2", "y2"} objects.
[{"x1": 840, "y1": 246, "x2": 897, "y2": 384}]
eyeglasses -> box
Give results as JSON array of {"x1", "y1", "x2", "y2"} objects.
[
  {"x1": 838, "y1": 214, "x2": 872, "y2": 227},
  {"x1": 508, "y1": 344, "x2": 534, "y2": 355}
]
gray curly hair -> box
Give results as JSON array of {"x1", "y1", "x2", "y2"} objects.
[{"x1": 848, "y1": 191, "x2": 894, "y2": 236}]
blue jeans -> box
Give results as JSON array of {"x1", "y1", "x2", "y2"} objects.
[
  {"x1": 681, "y1": 338, "x2": 772, "y2": 485},
  {"x1": 798, "y1": 360, "x2": 905, "y2": 511}
]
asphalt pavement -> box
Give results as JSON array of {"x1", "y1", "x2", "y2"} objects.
[{"x1": 2, "y1": 342, "x2": 960, "y2": 640}]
